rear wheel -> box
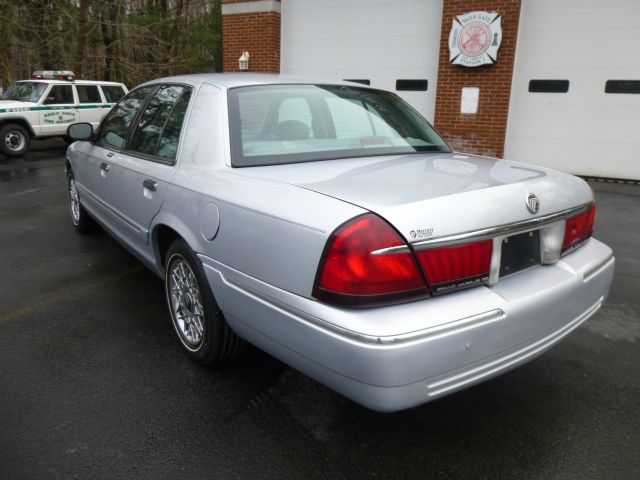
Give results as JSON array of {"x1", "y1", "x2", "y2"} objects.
[
  {"x1": 67, "y1": 171, "x2": 97, "y2": 233},
  {"x1": 165, "y1": 239, "x2": 243, "y2": 364},
  {"x1": 0, "y1": 124, "x2": 31, "y2": 157}
]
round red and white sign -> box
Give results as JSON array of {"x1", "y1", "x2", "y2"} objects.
[{"x1": 449, "y1": 11, "x2": 502, "y2": 67}]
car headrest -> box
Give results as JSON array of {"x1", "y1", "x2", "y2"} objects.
[{"x1": 275, "y1": 120, "x2": 311, "y2": 140}]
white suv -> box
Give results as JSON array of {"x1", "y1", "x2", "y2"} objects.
[{"x1": 0, "y1": 71, "x2": 127, "y2": 157}]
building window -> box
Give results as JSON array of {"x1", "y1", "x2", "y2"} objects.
[
  {"x1": 343, "y1": 79, "x2": 370, "y2": 86},
  {"x1": 396, "y1": 79, "x2": 428, "y2": 91},
  {"x1": 528, "y1": 80, "x2": 570, "y2": 93},
  {"x1": 605, "y1": 80, "x2": 640, "y2": 94}
]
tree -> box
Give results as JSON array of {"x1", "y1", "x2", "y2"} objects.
[{"x1": 0, "y1": 0, "x2": 223, "y2": 90}]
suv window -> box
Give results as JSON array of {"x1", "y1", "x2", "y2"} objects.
[
  {"x1": 129, "y1": 85, "x2": 190, "y2": 157},
  {"x1": 101, "y1": 85, "x2": 126, "y2": 103},
  {"x1": 76, "y1": 85, "x2": 101, "y2": 103},
  {"x1": 44, "y1": 85, "x2": 74, "y2": 105},
  {"x1": 98, "y1": 86, "x2": 154, "y2": 149},
  {"x1": 1, "y1": 82, "x2": 47, "y2": 103}
]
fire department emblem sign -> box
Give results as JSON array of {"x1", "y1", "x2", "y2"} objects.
[{"x1": 449, "y1": 11, "x2": 502, "y2": 67}]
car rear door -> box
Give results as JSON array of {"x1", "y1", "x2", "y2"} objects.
[
  {"x1": 107, "y1": 84, "x2": 192, "y2": 250},
  {"x1": 75, "y1": 86, "x2": 155, "y2": 225}
]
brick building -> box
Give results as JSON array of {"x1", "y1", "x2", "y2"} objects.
[{"x1": 222, "y1": 0, "x2": 640, "y2": 180}]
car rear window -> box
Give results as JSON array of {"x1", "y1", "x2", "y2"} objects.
[
  {"x1": 228, "y1": 84, "x2": 451, "y2": 167},
  {"x1": 101, "y1": 85, "x2": 126, "y2": 103}
]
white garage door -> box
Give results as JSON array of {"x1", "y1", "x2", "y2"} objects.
[
  {"x1": 505, "y1": 0, "x2": 640, "y2": 180},
  {"x1": 280, "y1": 0, "x2": 443, "y2": 122}
]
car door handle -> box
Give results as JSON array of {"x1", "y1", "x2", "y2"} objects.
[
  {"x1": 100, "y1": 162, "x2": 110, "y2": 172},
  {"x1": 106, "y1": 152, "x2": 114, "y2": 158},
  {"x1": 143, "y1": 179, "x2": 157, "y2": 191}
]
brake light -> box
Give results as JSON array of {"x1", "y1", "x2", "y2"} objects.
[
  {"x1": 563, "y1": 205, "x2": 595, "y2": 252},
  {"x1": 314, "y1": 214, "x2": 428, "y2": 306},
  {"x1": 415, "y1": 240, "x2": 493, "y2": 295}
]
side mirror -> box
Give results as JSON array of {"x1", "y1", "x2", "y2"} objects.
[
  {"x1": 67, "y1": 122, "x2": 94, "y2": 141},
  {"x1": 45, "y1": 96, "x2": 56, "y2": 104}
]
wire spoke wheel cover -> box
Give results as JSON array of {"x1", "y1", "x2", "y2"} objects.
[
  {"x1": 168, "y1": 256, "x2": 206, "y2": 349},
  {"x1": 68, "y1": 177, "x2": 80, "y2": 224}
]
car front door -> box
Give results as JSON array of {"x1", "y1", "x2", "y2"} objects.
[
  {"x1": 38, "y1": 84, "x2": 77, "y2": 136},
  {"x1": 75, "y1": 86, "x2": 154, "y2": 225},
  {"x1": 107, "y1": 85, "x2": 192, "y2": 251}
]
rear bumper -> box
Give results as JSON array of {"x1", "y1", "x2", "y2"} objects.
[{"x1": 200, "y1": 238, "x2": 614, "y2": 412}]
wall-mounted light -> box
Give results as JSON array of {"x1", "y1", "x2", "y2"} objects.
[{"x1": 239, "y1": 51, "x2": 250, "y2": 71}]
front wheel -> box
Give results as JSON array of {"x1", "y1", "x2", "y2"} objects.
[
  {"x1": 67, "y1": 171, "x2": 97, "y2": 233},
  {"x1": 0, "y1": 124, "x2": 31, "y2": 157},
  {"x1": 165, "y1": 239, "x2": 244, "y2": 364}
]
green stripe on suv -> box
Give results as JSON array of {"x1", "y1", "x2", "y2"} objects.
[{"x1": 0, "y1": 104, "x2": 114, "y2": 113}]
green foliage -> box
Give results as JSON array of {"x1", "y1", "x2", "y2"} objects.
[{"x1": 0, "y1": 0, "x2": 223, "y2": 89}]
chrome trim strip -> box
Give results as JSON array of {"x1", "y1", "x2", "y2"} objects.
[
  {"x1": 221, "y1": 274, "x2": 505, "y2": 345},
  {"x1": 372, "y1": 201, "x2": 594, "y2": 255}
]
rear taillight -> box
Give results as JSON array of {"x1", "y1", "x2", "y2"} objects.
[
  {"x1": 314, "y1": 214, "x2": 428, "y2": 306},
  {"x1": 415, "y1": 240, "x2": 493, "y2": 295},
  {"x1": 563, "y1": 205, "x2": 595, "y2": 252}
]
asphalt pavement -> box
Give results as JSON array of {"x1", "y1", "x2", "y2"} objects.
[{"x1": 1, "y1": 142, "x2": 639, "y2": 479}]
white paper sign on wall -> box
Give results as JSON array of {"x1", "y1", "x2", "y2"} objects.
[
  {"x1": 461, "y1": 87, "x2": 480, "y2": 114},
  {"x1": 449, "y1": 11, "x2": 502, "y2": 68}
]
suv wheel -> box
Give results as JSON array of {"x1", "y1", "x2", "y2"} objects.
[{"x1": 0, "y1": 124, "x2": 31, "y2": 157}]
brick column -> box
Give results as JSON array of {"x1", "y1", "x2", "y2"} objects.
[
  {"x1": 222, "y1": 0, "x2": 281, "y2": 73},
  {"x1": 434, "y1": 0, "x2": 521, "y2": 158}
]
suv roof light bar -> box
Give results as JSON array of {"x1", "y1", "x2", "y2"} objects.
[{"x1": 32, "y1": 70, "x2": 75, "y2": 81}]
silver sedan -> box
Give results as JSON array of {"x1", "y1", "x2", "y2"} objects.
[{"x1": 65, "y1": 74, "x2": 614, "y2": 412}]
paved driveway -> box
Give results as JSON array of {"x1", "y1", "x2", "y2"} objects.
[{"x1": 1, "y1": 144, "x2": 639, "y2": 479}]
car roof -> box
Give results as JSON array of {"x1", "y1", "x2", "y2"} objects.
[{"x1": 137, "y1": 73, "x2": 377, "y2": 90}]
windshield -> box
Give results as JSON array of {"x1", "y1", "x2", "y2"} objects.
[
  {"x1": 228, "y1": 84, "x2": 451, "y2": 167},
  {"x1": 1, "y1": 82, "x2": 48, "y2": 103}
]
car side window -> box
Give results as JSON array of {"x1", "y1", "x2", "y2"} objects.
[
  {"x1": 76, "y1": 85, "x2": 101, "y2": 104},
  {"x1": 157, "y1": 89, "x2": 192, "y2": 161},
  {"x1": 128, "y1": 85, "x2": 190, "y2": 158},
  {"x1": 44, "y1": 85, "x2": 74, "y2": 105},
  {"x1": 97, "y1": 86, "x2": 154, "y2": 150},
  {"x1": 101, "y1": 85, "x2": 126, "y2": 103}
]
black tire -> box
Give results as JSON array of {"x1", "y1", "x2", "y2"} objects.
[
  {"x1": 164, "y1": 239, "x2": 244, "y2": 364},
  {"x1": 67, "y1": 170, "x2": 97, "y2": 233},
  {"x1": 0, "y1": 123, "x2": 31, "y2": 157}
]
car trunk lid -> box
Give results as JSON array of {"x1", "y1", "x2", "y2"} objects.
[{"x1": 239, "y1": 152, "x2": 593, "y2": 244}]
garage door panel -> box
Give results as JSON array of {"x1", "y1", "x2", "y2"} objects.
[
  {"x1": 281, "y1": 0, "x2": 443, "y2": 121},
  {"x1": 506, "y1": 137, "x2": 636, "y2": 179},
  {"x1": 506, "y1": 0, "x2": 640, "y2": 180},
  {"x1": 519, "y1": 0, "x2": 638, "y2": 30},
  {"x1": 514, "y1": 30, "x2": 640, "y2": 67},
  {"x1": 509, "y1": 102, "x2": 640, "y2": 139}
]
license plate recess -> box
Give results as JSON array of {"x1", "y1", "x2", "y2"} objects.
[{"x1": 499, "y1": 230, "x2": 541, "y2": 277}]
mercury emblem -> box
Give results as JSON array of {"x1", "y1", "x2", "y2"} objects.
[{"x1": 526, "y1": 193, "x2": 540, "y2": 214}]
